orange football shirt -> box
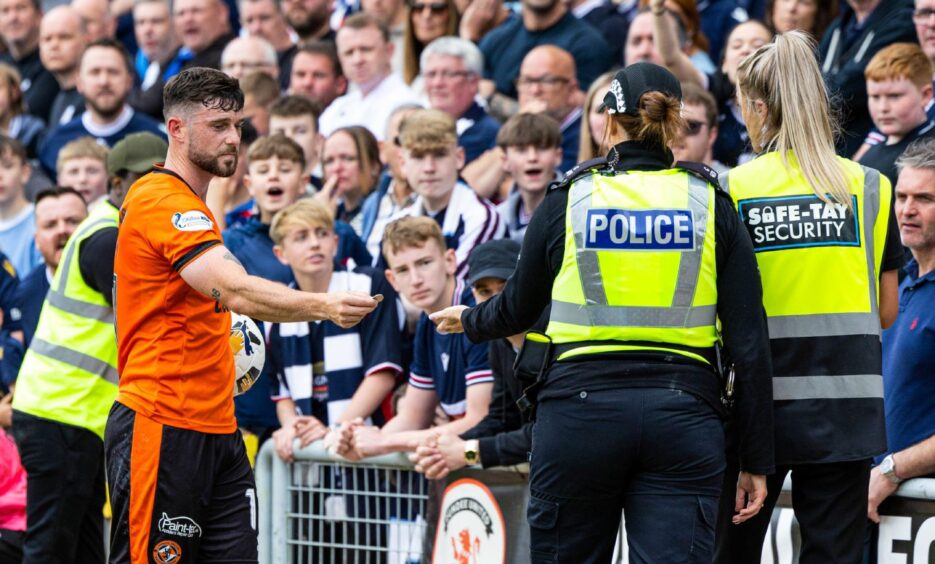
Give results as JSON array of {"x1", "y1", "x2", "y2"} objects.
[{"x1": 114, "y1": 168, "x2": 237, "y2": 434}]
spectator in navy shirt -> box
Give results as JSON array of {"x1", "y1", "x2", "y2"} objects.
[
  {"x1": 39, "y1": 39, "x2": 167, "y2": 181},
  {"x1": 39, "y1": 6, "x2": 86, "y2": 129},
  {"x1": 422, "y1": 37, "x2": 500, "y2": 167},
  {"x1": 0, "y1": 249, "x2": 22, "y2": 392},
  {"x1": 410, "y1": 238, "x2": 533, "y2": 478},
  {"x1": 337, "y1": 216, "x2": 493, "y2": 458},
  {"x1": 267, "y1": 199, "x2": 403, "y2": 462},
  {"x1": 860, "y1": 43, "x2": 935, "y2": 187},
  {"x1": 478, "y1": 0, "x2": 612, "y2": 118},
  {"x1": 868, "y1": 138, "x2": 935, "y2": 522},
  {"x1": 13, "y1": 187, "x2": 87, "y2": 352}
]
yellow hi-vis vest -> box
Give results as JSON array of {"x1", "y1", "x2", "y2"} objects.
[
  {"x1": 724, "y1": 152, "x2": 890, "y2": 462},
  {"x1": 13, "y1": 202, "x2": 119, "y2": 439},
  {"x1": 546, "y1": 169, "x2": 719, "y2": 363}
]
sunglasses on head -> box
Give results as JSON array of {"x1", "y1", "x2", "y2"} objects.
[
  {"x1": 683, "y1": 119, "x2": 706, "y2": 136},
  {"x1": 410, "y1": 1, "x2": 448, "y2": 14}
]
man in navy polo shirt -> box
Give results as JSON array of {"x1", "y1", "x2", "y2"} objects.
[
  {"x1": 868, "y1": 138, "x2": 935, "y2": 522},
  {"x1": 478, "y1": 0, "x2": 612, "y2": 119},
  {"x1": 338, "y1": 216, "x2": 493, "y2": 458}
]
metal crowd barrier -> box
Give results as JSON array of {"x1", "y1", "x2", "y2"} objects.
[
  {"x1": 256, "y1": 440, "x2": 431, "y2": 563},
  {"x1": 257, "y1": 440, "x2": 935, "y2": 563}
]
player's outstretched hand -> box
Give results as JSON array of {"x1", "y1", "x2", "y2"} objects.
[
  {"x1": 428, "y1": 305, "x2": 469, "y2": 334},
  {"x1": 326, "y1": 292, "x2": 379, "y2": 328}
]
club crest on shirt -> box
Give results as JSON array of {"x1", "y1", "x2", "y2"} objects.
[{"x1": 172, "y1": 211, "x2": 213, "y2": 232}]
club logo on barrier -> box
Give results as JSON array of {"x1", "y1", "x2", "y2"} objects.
[
  {"x1": 432, "y1": 479, "x2": 506, "y2": 564},
  {"x1": 153, "y1": 540, "x2": 181, "y2": 563},
  {"x1": 158, "y1": 512, "x2": 202, "y2": 538}
]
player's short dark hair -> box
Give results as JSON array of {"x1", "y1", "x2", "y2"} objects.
[
  {"x1": 295, "y1": 41, "x2": 343, "y2": 78},
  {"x1": 82, "y1": 38, "x2": 134, "y2": 75},
  {"x1": 269, "y1": 95, "x2": 321, "y2": 131},
  {"x1": 496, "y1": 113, "x2": 561, "y2": 150},
  {"x1": 163, "y1": 67, "x2": 245, "y2": 121},
  {"x1": 0, "y1": 135, "x2": 27, "y2": 165},
  {"x1": 35, "y1": 186, "x2": 88, "y2": 207}
]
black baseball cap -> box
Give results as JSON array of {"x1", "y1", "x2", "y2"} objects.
[
  {"x1": 598, "y1": 62, "x2": 682, "y2": 116},
  {"x1": 467, "y1": 239, "x2": 521, "y2": 286}
]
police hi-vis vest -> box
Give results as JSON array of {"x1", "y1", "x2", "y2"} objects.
[
  {"x1": 547, "y1": 169, "x2": 719, "y2": 363},
  {"x1": 13, "y1": 202, "x2": 119, "y2": 439},
  {"x1": 725, "y1": 152, "x2": 890, "y2": 463}
]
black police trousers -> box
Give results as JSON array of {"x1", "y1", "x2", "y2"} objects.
[
  {"x1": 10, "y1": 410, "x2": 106, "y2": 564},
  {"x1": 715, "y1": 458, "x2": 871, "y2": 564},
  {"x1": 527, "y1": 387, "x2": 725, "y2": 563}
]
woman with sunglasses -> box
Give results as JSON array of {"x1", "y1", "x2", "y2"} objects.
[
  {"x1": 429, "y1": 63, "x2": 774, "y2": 563},
  {"x1": 402, "y1": 0, "x2": 459, "y2": 90},
  {"x1": 715, "y1": 31, "x2": 903, "y2": 564}
]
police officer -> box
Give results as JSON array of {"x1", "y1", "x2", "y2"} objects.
[
  {"x1": 715, "y1": 31, "x2": 905, "y2": 564},
  {"x1": 10, "y1": 133, "x2": 168, "y2": 564},
  {"x1": 430, "y1": 63, "x2": 775, "y2": 563}
]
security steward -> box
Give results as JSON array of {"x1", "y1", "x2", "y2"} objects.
[
  {"x1": 715, "y1": 32, "x2": 904, "y2": 564},
  {"x1": 430, "y1": 63, "x2": 775, "y2": 564},
  {"x1": 10, "y1": 133, "x2": 168, "y2": 564}
]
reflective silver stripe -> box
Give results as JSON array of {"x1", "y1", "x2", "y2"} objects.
[
  {"x1": 46, "y1": 289, "x2": 114, "y2": 323},
  {"x1": 569, "y1": 175, "x2": 608, "y2": 305},
  {"x1": 561, "y1": 173, "x2": 714, "y2": 328},
  {"x1": 773, "y1": 374, "x2": 883, "y2": 401},
  {"x1": 551, "y1": 299, "x2": 717, "y2": 328},
  {"x1": 720, "y1": 172, "x2": 730, "y2": 195},
  {"x1": 861, "y1": 166, "x2": 881, "y2": 321},
  {"x1": 672, "y1": 176, "x2": 709, "y2": 307},
  {"x1": 48, "y1": 217, "x2": 116, "y2": 320},
  {"x1": 30, "y1": 337, "x2": 118, "y2": 385},
  {"x1": 767, "y1": 312, "x2": 881, "y2": 339}
]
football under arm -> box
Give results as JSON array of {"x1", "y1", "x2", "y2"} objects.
[{"x1": 179, "y1": 245, "x2": 375, "y2": 324}]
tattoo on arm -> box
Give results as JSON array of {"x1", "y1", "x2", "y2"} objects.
[
  {"x1": 211, "y1": 288, "x2": 221, "y2": 300},
  {"x1": 488, "y1": 93, "x2": 519, "y2": 122},
  {"x1": 223, "y1": 251, "x2": 243, "y2": 267}
]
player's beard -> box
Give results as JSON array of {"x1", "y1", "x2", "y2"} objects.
[{"x1": 190, "y1": 145, "x2": 239, "y2": 177}]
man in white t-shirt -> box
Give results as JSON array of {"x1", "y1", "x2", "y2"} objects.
[{"x1": 318, "y1": 12, "x2": 421, "y2": 140}]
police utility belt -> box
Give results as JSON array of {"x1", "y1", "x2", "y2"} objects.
[{"x1": 511, "y1": 332, "x2": 735, "y2": 416}]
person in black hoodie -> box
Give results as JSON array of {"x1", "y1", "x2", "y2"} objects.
[{"x1": 819, "y1": 0, "x2": 917, "y2": 157}]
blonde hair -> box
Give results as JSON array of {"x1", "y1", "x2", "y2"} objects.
[
  {"x1": 382, "y1": 215, "x2": 446, "y2": 260},
  {"x1": 56, "y1": 137, "x2": 108, "y2": 175},
  {"x1": 270, "y1": 198, "x2": 335, "y2": 245},
  {"x1": 865, "y1": 43, "x2": 933, "y2": 89},
  {"x1": 736, "y1": 30, "x2": 853, "y2": 209},
  {"x1": 579, "y1": 71, "x2": 615, "y2": 161}
]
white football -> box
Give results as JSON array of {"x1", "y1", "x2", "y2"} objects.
[{"x1": 230, "y1": 313, "x2": 266, "y2": 396}]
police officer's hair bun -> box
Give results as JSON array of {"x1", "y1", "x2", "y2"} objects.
[{"x1": 615, "y1": 91, "x2": 684, "y2": 151}]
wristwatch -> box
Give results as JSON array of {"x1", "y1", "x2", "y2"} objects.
[
  {"x1": 880, "y1": 454, "x2": 902, "y2": 484},
  {"x1": 464, "y1": 439, "x2": 481, "y2": 465}
]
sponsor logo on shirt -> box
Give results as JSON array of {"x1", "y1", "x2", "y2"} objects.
[
  {"x1": 171, "y1": 211, "x2": 213, "y2": 232},
  {"x1": 737, "y1": 195, "x2": 859, "y2": 252},
  {"x1": 584, "y1": 209, "x2": 695, "y2": 251},
  {"x1": 157, "y1": 513, "x2": 202, "y2": 538}
]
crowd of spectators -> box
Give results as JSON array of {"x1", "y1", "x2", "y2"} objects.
[{"x1": 0, "y1": 0, "x2": 935, "y2": 560}]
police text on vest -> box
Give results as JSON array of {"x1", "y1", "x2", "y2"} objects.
[{"x1": 584, "y1": 209, "x2": 696, "y2": 251}]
